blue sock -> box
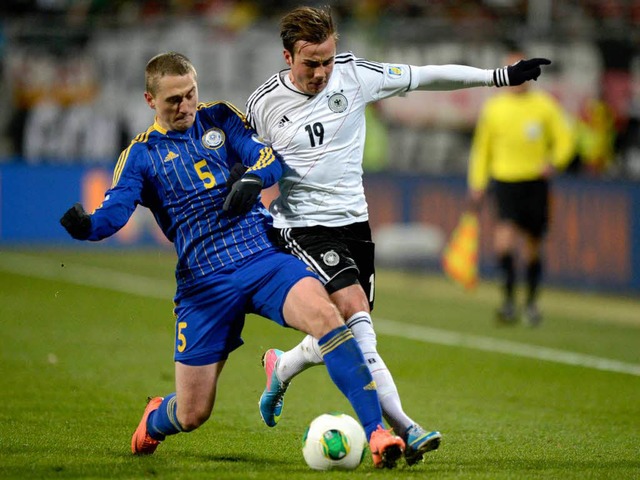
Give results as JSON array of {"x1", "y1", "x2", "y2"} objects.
[
  {"x1": 318, "y1": 325, "x2": 383, "y2": 440},
  {"x1": 147, "y1": 393, "x2": 183, "y2": 441}
]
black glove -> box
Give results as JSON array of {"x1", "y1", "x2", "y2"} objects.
[
  {"x1": 226, "y1": 162, "x2": 248, "y2": 189},
  {"x1": 60, "y1": 202, "x2": 92, "y2": 240},
  {"x1": 493, "y1": 58, "x2": 551, "y2": 87},
  {"x1": 222, "y1": 174, "x2": 263, "y2": 215}
]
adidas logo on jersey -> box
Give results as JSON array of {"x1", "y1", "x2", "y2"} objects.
[
  {"x1": 277, "y1": 115, "x2": 290, "y2": 128},
  {"x1": 164, "y1": 151, "x2": 179, "y2": 162}
]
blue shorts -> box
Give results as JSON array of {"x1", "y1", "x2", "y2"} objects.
[{"x1": 172, "y1": 249, "x2": 318, "y2": 366}]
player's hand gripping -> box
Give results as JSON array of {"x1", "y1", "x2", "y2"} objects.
[
  {"x1": 60, "y1": 202, "x2": 92, "y2": 240},
  {"x1": 223, "y1": 174, "x2": 263, "y2": 215},
  {"x1": 493, "y1": 58, "x2": 551, "y2": 87},
  {"x1": 226, "y1": 162, "x2": 248, "y2": 188}
]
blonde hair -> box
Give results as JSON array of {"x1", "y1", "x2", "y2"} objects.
[{"x1": 145, "y1": 52, "x2": 197, "y2": 95}]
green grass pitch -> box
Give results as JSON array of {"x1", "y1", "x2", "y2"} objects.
[{"x1": 1, "y1": 247, "x2": 638, "y2": 479}]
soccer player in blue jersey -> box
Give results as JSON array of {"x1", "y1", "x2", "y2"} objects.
[{"x1": 59, "y1": 52, "x2": 405, "y2": 468}]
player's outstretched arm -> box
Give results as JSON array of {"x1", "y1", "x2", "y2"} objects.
[
  {"x1": 493, "y1": 58, "x2": 551, "y2": 87},
  {"x1": 413, "y1": 58, "x2": 551, "y2": 91}
]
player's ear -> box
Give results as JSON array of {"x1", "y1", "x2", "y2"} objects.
[
  {"x1": 144, "y1": 91, "x2": 156, "y2": 109},
  {"x1": 283, "y1": 49, "x2": 292, "y2": 66}
]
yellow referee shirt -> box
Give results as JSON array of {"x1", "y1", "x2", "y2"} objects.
[{"x1": 468, "y1": 90, "x2": 575, "y2": 191}]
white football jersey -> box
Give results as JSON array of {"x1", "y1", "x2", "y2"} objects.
[{"x1": 246, "y1": 52, "x2": 417, "y2": 228}]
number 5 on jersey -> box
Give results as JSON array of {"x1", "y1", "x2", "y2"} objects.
[{"x1": 194, "y1": 159, "x2": 216, "y2": 188}]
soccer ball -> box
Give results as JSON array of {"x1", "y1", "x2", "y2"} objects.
[{"x1": 301, "y1": 413, "x2": 367, "y2": 471}]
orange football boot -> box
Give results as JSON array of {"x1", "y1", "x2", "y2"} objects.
[
  {"x1": 369, "y1": 425, "x2": 405, "y2": 469},
  {"x1": 131, "y1": 396, "x2": 163, "y2": 455}
]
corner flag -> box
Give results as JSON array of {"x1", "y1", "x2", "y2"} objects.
[{"x1": 442, "y1": 212, "x2": 479, "y2": 290}]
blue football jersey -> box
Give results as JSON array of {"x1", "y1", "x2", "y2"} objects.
[{"x1": 87, "y1": 101, "x2": 283, "y2": 289}]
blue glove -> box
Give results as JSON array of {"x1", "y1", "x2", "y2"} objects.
[{"x1": 494, "y1": 58, "x2": 551, "y2": 87}]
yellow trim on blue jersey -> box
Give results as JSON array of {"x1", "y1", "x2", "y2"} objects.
[
  {"x1": 198, "y1": 101, "x2": 251, "y2": 129},
  {"x1": 112, "y1": 145, "x2": 132, "y2": 187},
  {"x1": 247, "y1": 147, "x2": 276, "y2": 174},
  {"x1": 152, "y1": 117, "x2": 167, "y2": 135},
  {"x1": 224, "y1": 102, "x2": 250, "y2": 125},
  {"x1": 112, "y1": 125, "x2": 154, "y2": 187}
]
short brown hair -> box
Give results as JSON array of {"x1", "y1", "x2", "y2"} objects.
[
  {"x1": 280, "y1": 6, "x2": 339, "y2": 57},
  {"x1": 145, "y1": 52, "x2": 197, "y2": 95}
]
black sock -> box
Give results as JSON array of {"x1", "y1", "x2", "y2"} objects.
[
  {"x1": 526, "y1": 258, "x2": 542, "y2": 306},
  {"x1": 498, "y1": 253, "x2": 515, "y2": 304}
]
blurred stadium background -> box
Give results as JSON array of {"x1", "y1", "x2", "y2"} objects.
[{"x1": 1, "y1": 0, "x2": 639, "y2": 293}]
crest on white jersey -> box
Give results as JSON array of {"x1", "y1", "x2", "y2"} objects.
[
  {"x1": 202, "y1": 128, "x2": 225, "y2": 149},
  {"x1": 328, "y1": 93, "x2": 348, "y2": 113}
]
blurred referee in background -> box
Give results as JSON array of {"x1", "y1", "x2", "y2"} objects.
[{"x1": 468, "y1": 52, "x2": 576, "y2": 327}]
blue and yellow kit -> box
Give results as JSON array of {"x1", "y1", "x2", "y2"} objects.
[{"x1": 86, "y1": 101, "x2": 282, "y2": 290}]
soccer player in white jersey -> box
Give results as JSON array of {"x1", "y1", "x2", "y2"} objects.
[{"x1": 245, "y1": 5, "x2": 551, "y2": 466}]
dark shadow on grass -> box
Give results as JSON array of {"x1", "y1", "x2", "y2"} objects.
[
  {"x1": 429, "y1": 457, "x2": 640, "y2": 474},
  {"x1": 0, "y1": 452, "x2": 291, "y2": 479},
  {"x1": 180, "y1": 451, "x2": 291, "y2": 466},
  {"x1": 112, "y1": 451, "x2": 285, "y2": 465},
  {"x1": 119, "y1": 449, "x2": 292, "y2": 469}
]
